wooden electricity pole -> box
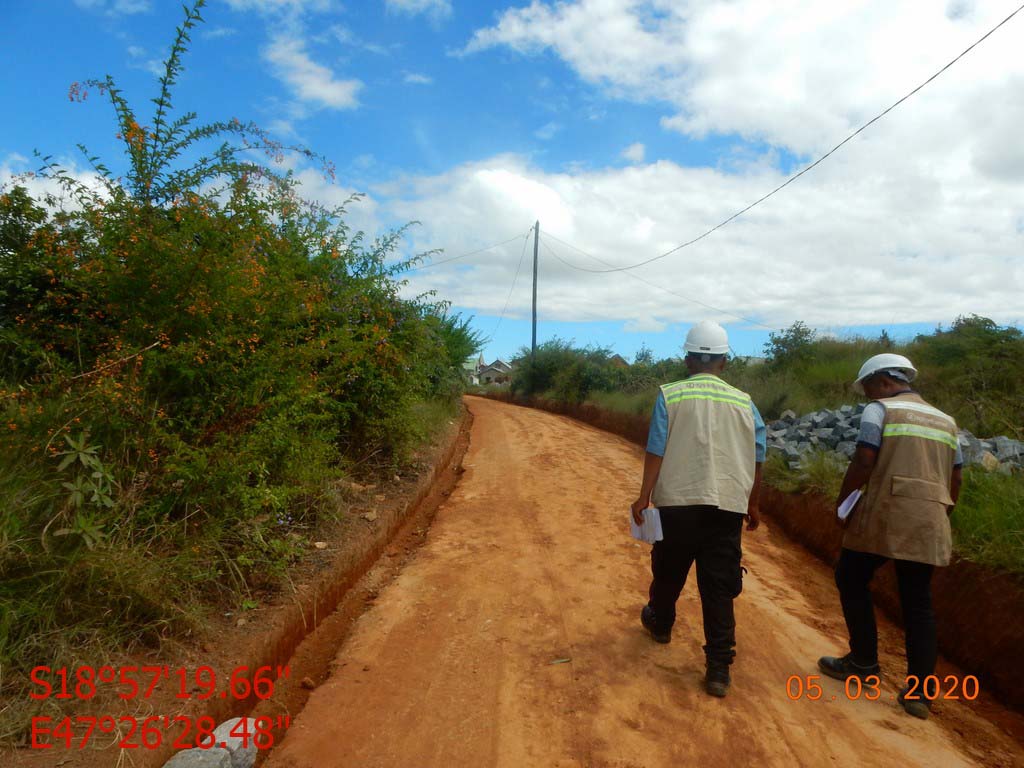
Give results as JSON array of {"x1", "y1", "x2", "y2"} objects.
[{"x1": 531, "y1": 220, "x2": 539, "y2": 359}]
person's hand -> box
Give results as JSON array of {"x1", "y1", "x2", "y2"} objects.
[
  {"x1": 631, "y1": 498, "x2": 648, "y2": 525},
  {"x1": 745, "y1": 503, "x2": 760, "y2": 531}
]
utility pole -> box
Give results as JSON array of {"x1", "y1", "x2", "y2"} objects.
[{"x1": 531, "y1": 220, "x2": 539, "y2": 359}]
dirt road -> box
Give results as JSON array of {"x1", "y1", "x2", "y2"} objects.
[{"x1": 266, "y1": 397, "x2": 1023, "y2": 768}]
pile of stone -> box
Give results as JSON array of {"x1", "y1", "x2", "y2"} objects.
[
  {"x1": 162, "y1": 718, "x2": 257, "y2": 768},
  {"x1": 766, "y1": 406, "x2": 1023, "y2": 473}
]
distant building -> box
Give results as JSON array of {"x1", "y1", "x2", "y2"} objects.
[
  {"x1": 478, "y1": 358, "x2": 513, "y2": 385},
  {"x1": 462, "y1": 357, "x2": 480, "y2": 385},
  {"x1": 609, "y1": 354, "x2": 630, "y2": 369}
]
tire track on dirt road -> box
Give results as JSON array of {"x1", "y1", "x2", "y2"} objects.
[{"x1": 265, "y1": 396, "x2": 1024, "y2": 768}]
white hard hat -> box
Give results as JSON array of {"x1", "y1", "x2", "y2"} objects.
[
  {"x1": 683, "y1": 320, "x2": 730, "y2": 355},
  {"x1": 853, "y1": 353, "x2": 917, "y2": 394}
]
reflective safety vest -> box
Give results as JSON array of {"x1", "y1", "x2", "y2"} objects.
[
  {"x1": 652, "y1": 373, "x2": 756, "y2": 514},
  {"x1": 843, "y1": 392, "x2": 958, "y2": 566}
]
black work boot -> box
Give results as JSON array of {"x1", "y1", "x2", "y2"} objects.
[
  {"x1": 817, "y1": 653, "x2": 881, "y2": 682},
  {"x1": 898, "y1": 685, "x2": 932, "y2": 720},
  {"x1": 640, "y1": 605, "x2": 671, "y2": 644},
  {"x1": 705, "y1": 665, "x2": 731, "y2": 698}
]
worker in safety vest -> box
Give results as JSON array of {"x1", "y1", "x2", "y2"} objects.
[
  {"x1": 818, "y1": 353, "x2": 962, "y2": 719},
  {"x1": 631, "y1": 320, "x2": 765, "y2": 698}
]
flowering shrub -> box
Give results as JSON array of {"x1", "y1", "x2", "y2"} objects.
[{"x1": 0, "y1": 0, "x2": 479, "y2": 694}]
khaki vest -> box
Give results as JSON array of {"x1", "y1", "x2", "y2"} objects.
[
  {"x1": 843, "y1": 392, "x2": 957, "y2": 566},
  {"x1": 652, "y1": 374, "x2": 756, "y2": 514}
]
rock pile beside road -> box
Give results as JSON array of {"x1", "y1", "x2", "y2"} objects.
[{"x1": 766, "y1": 406, "x2": 1023, "y2": 473}]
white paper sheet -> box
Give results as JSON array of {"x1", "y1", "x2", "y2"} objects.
[
  {"x1": 630, "y1": 506, "x2": 664, "y2": 543},
  {"x1": 838, "y1": 489, "x2": 863, "y2": 521}
]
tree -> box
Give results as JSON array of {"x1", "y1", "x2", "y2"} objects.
[{"x1": 764, "y1": 321, "x2": 816, "y2": 368}]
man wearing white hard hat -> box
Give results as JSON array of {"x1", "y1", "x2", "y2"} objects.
[
  {"x1": 631, "y1": 320, "x2": 765, "y2": 698},
  {"x1": 818, "y1": 353, "x2": 963, "y2": 719}
]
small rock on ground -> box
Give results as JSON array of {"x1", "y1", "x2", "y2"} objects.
[
  {"x1": 163, "y1": 748, "x2": 232, "y2": 768},
  {"x1": 212, "y1": 718, "x2": 259, "y2": 768}
]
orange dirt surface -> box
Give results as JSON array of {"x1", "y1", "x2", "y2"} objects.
[{"x1": 265, "y1": 397, "x2": 1024, "y2": 768}]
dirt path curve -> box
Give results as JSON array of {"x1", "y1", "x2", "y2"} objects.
[{"x1": 266, "y1": 397, "x2": 1023, "y2": 768}]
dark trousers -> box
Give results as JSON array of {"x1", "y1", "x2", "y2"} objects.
[
  {"x1": 835, "y1": 548, "x2": 937, "y2": 680},
  {"x1": 647, "y1": 505, "x2": 744, "y2": 668}
]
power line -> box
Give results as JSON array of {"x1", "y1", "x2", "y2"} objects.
[
  {"x1": 539, "y1": 235, "x2": 773, "y2": 330},
  {"x1": 490, "y1": 225, "x2": 533, "y2": 339},
  {"x1": 554, "y1": 2, "x2": 1024, "y2": 274},
  {"x1": 404, "y1": 232, "x2": 528, "y2": 273}
]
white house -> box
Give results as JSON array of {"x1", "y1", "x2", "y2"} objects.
[{"x1": 478, "y1": 358, "x2": 513, "y2": 385}]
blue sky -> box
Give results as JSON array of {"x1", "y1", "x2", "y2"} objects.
[{"x1": 3, "y1": 0, "x2": 1022, "y2": 363}]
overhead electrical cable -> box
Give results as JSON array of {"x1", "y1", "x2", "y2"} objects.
[
  {"x1": 404, "y1": 232, "x2": 529, "y2": 273},
  {"x1": 490, "y1": 225, "x2": 533, "y2": 338},
  {"x1": 539, "y1": 235, "x2": 773, "y2": 330},
  {"x1": 554, "y1": 2, "x2": 1024, "y2": 274}
]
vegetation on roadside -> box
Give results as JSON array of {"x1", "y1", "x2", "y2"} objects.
[
  {"x1": 513, "y1": 316, "x2": 1023, "y2": 438},
  {"x1": 506, "y1": 318, "x2": 1023, "y2": 574},
  {"x1": 0, "y1": 0, "x2": 480, "y2": 731}
]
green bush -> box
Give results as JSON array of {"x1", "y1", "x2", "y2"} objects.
[{"x1": 0, "y1": 0, "x2": 479, "y2": 713}]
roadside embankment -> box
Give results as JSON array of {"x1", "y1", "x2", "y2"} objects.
[
  {"x1": 152, "y1": 407, "x2": 473, "y2": 768},
  {"x1": 761, "y1": 486, "x2": 1024, "y2": 712},
  {"x1": 477, "y1": 390, "x2": 1024, "y2": 712},
  {"x1": 6, "y1": 407, "x2": 472, "y2": 768}
]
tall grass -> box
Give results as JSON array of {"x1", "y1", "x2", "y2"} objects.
[
  {"x1": 763, "y1": 450, "x2": 845, "y2": 499},
  {"x1": 586, "y1": 389, "x2": 657, "y2": 418},
  {"x1": 953, "y1": 468, "x2": 1024, "y2": 572}
]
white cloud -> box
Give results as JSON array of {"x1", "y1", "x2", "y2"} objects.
[
  {"x1": 624, "y1": 315, "x2": 668, "y2": 333},
  {"x1": 224, "y1": 0, "x2": 331, "y2": 13},
  {"x1": 74, "y1": 0, "x2": 150, "y2": 14},
  {"x1": 202, "y1": 27, "x2": 239, "y2": 39},
  {"x1": 264, "y1": 34, "x2": 362, "y2": 109},
  {"x1": 403, "y1": 72, "x2": 434, "y2": 85},
  {"x1": 292, "y1": 168, "x2": 382, "y2": 241},
  {"x1": 385, "y1": 0, "x2": 452, "y2": 19},
  {"x1": 621, "y1": 142, "x2": 645, "y2": 163},
  {"x1": 437, "y1": 2, "x2": 1024, "y2": 329},
  {"x1": 1, "y1": 155, "x2": 109, "y2": 211},
  {"x1": 125, "y1": 47, "x2": 166, "y2": 77},
  {"x1": 374, "y1": 149, "x2": 1023, "y2": 330},
  {"x1": 534, "y1": 122, "x2": 561, "y2": 141},
  {"x1": 463, "y1": 1, "x2": 1023, "y2": 155},
  {"x1": 328, "y1": 24, "x2": 391, "y2": 55}
]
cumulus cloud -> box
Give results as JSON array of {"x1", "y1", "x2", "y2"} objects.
[
  {"x1": 428, "y1": 1, "x2": 1024, "y2": 329},
  {"x1": 463, "y1": 1, "x2": 1023, "y2": 155},
  {"x1": 292, "y1": 168, "x2": 382, "y2": 242},
  {"x1": 264, "y1": 34, "x2": 362, "y2": 109},
  {"x1": 1, "y1": 155, "x2": 109, "y2": 211},
  {"x1": 375, "y1": 147, "x2": 1022, "y2": 330},
  {"x1": 621, "y1": 142, "x2": 645, "y2": 163}
]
